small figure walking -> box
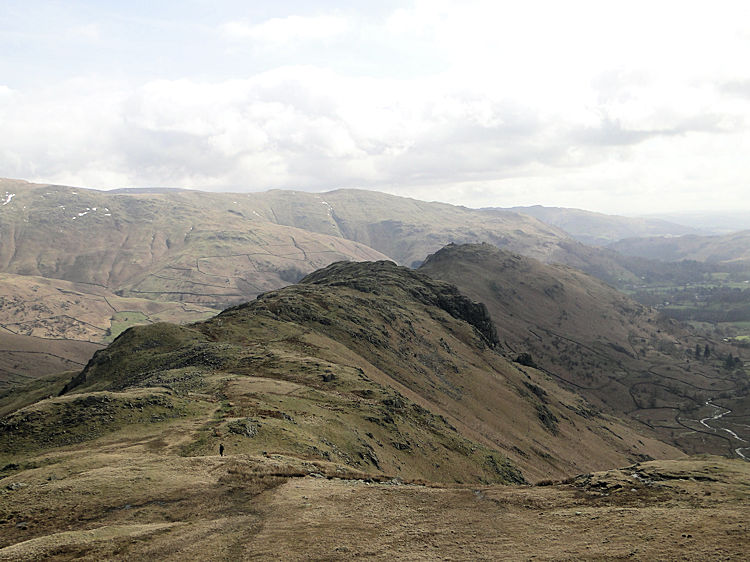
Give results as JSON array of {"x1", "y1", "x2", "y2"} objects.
[{"x1": 219, "y1": 443, "x2": 225, "y2": 457}]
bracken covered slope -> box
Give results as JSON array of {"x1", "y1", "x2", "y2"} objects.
[
  {"x1": 4, "y1": 260, "x2": 679, "y2": 487},
  {"x1": 419, "y1": 243, "x2": 750, "y2": 459}
]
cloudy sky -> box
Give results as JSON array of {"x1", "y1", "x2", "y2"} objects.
[{"x1": 2, "y1": 1, "x2": 750, "y2": 214}]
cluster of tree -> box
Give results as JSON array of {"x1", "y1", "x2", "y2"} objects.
[
  {"x1": 724, "y1": 352, "x2": 744, "y2": 370},
  {"x1": 694, "y1": 344, "x2": 712, "y2": 359}
]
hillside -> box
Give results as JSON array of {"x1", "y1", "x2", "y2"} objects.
[
  {"x1": 0, "y1": 273, "x2": 215, "y2": 343},
  {"x1": 503, "y1": 205, "x2": 700, "y2": 246},
  {"x1": 0, "y1": 272, "x2": 217, "y2": 388},
  {"x1": 245, "y1": 189, "x2": 570, "y2": 266},
  {"x1": 1, "y1": 259, "x2": 745, "y2": 559},
  {"x1": 419, "y1": 244, "x2": 750, "y2": 459},
  {"x1": 645, "y1": 210, "x2": 750, "y2": 235},
  {"x1": 0, "y1": 179, "x2": 390, "y2": 309},
  {"x1": 609, "y1": 230, "x2": 750, "y2": 265},
  {"x1": 2, "y1": 260, "x2": 681, "y2": 487},
  {"x1": 0, "y1": 179, "x2": 640, "y2": 311}
]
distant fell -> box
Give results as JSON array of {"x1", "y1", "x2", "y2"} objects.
[
  {"x1": 644, "y1": 210, "x2": 750, "y2": 234},
  {"x1": 609, "y1": 230, "x2": 750, "y2": 265},
  {"x1": 0, "y1": 179, "x2": 644, "y2": 311},
  {"x1": 500, "y1": 204, "x2": 701, "y2": 245}
]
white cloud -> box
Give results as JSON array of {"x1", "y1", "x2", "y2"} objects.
[
  {"x1": 2, "y1": 2, "x2": 750, "y2": 214},
  {"x1": 222, "y1": 15, "x2": 349, "y2": 43}
]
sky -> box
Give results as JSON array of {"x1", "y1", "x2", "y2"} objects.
[{"x1": 1, "y1": 0, "x2": 750, "y2": 215}]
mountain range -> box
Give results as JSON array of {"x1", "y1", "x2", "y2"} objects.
[{"x1": 1, "y1": 177, "x2": 749, "y2": 558}]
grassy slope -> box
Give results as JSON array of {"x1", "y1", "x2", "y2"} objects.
[
  {"x1": 419, "y1": 243, "x2": 750, "y2": 458},
  {"x1": 244, "y1": 188, "x2": 640, "y2": 284},
  {"x1": 0, "y1": 441, "x2": 746, "y2": 559},
  {"x1": 5, "y1": 261, "x2": 682, "y2": 487},
  {"x1": 0, "y1": 180, "x2": 639, "y2": 305}
]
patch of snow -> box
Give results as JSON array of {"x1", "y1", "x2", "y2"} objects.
[
  {"x1": 252, "y1": 210, "x2": 261, "y2": 217},
  {"x1": 104, "y1": 213, "x2": 112, "y2": 216},
  {"x1": 2, "y1": 192, "x2": 16, "y2": 205}
]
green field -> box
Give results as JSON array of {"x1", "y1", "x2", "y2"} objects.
[{"x1": 105, "y1": 311, "x2": 150, "y2": 343}]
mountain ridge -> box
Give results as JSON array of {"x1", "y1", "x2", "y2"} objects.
[
  {"x1": 30, "y1": 257, "x2": 682, "y2": 484},
  {"x1": 419, "y1": 243, "x2": 750, "y2": 459}
]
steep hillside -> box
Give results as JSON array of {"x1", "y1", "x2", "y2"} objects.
[
  {"x1": 0, "y1": 179, "x2": 389, "y2": 309},
  {"x1": 609, "y1": 230, "x2": 750, "y2": 265},
  {"x1": 4, "y1": 261, "x2": 680, "y2": 486},
  {"x1": 0, "y1": 179, "x2": 639, "y2": 306},
  {"x1": 504, "y1": 205, "x2": 700, "y2": 245},
  {"x1": 419, "y1": 244, "x2": 750, "y2": 459}
]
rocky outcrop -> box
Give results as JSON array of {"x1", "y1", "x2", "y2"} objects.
[{"x1": 299, "y1": 260, "x2": 499, "y2": 347}]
